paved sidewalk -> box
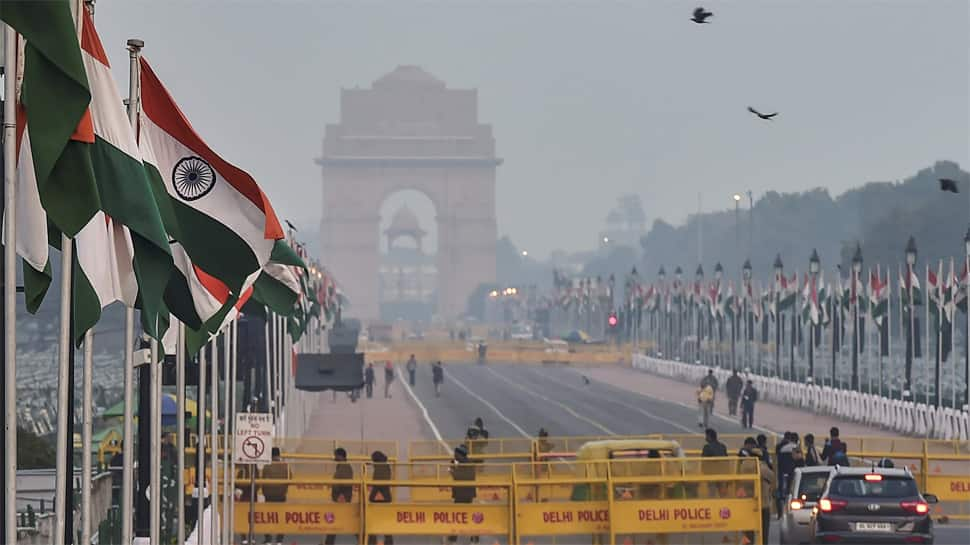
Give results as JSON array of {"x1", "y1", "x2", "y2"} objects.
[{"x1": 585, "y1": 365, "x2": 909, "y2": 438}]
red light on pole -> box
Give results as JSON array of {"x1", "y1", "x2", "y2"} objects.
[{"x1": 608, "y1": 313, "x2": 618, "y2": 328}]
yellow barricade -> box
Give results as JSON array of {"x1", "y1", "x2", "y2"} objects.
[{"x1": 228, "y1": 474, "x2": 362, "y2": 536}]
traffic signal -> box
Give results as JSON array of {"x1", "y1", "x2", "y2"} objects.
[{"x1": 607, "y1": 312, "x2": 618, "y2": 328}]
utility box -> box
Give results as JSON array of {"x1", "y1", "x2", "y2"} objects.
[{"x1": 294, "y1": 353, "x2": 365, "y2": 392}]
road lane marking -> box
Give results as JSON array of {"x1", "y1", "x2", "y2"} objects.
[
  {"x1": 531, "y1": 369, "x2": 697, "y2": 433},
  {"x1": 396, "y1": 366, "x2": 449, "y2": 450},
  {"x1": 449, "y1": 369, "x2": 532, "y2": 438},
  {"x1": 485, "y1": 367, "x2": 615, "y2": 435}
]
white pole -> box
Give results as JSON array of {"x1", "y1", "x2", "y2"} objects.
[
  {"x1": 81, "y1": 329, "x2": 94, "y2": 545},
  {"x1": 222, "y1": 329, "x2": 230, "y2": 545},
  {"x1": 264, "y1": 315, "x2": 272, "y2": 413},
  {"x1": 176, "y1": 322, "x2": 186, "y2": 545},
  {"x1": 209, "y1": 338, "x2": 219, "y2": 545},
  {"x1": 196, "y1": 347, "x2": 206, "y2": 542},
  {"x1": 53, "y1": 235, "x2": 73, "y2": 545},
  {"x1": 149, "y1": 335, "x2": 160, "y2": 545},
  {"x1": 122, "y1": 37, "x2": 143, "y2": 545},
  {"x1": 282, "y1": 318, "x2": 289, "y2": 435},
  {"x1": 924, "y1": 264, "x2": 930, "y2": 406},
  {"x1": 2, "y1": 23, "x2": 19, "y2": 545},
  {"x1": 228, "y1": 319, "x2": 238, "y2": 542}
]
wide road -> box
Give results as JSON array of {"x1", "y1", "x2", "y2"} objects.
[
  {"x1": 392, "y1": 362, "x2": 969, "y2": 545},
  {"x1": 406, "y1": 362, "x2": 747, "y2": 440}
]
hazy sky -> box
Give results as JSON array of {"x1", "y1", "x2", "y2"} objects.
[{"x1": 99, "y1": 1, "x2": 969, "y2": 258}]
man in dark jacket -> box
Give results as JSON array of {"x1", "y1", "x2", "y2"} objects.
[
  {"x1": 367, "y1": 451, "x2": 393, "y2": 545},
  {"x1": 449, "y1": 445, "x2": 478, "y2": 544},
  {"x1": 325, "y1": 448, "x2": 355, "y2": 545},
  {"x1": 432, "y1": 361, "x2": 444, "y2": 397},
  {"x1": 466, "y1": 417, "x2": 489, "y2": 455},
  {"x1": 405, "y1": 355, "x2": 417, "y2": 386},
  {"x1": 701, "y1": 428, "x2": 728, "y2": 457},
  {"x1": 821, "y1": 427, "x2": 849, "y2": 466},
  {"x1": 261, "y1": 448, "x2": 290, "y2": 545},
  {"x1": 725, "y1": 370, "x2": 743, "y2": 416},
  {"x1": 740, "y1": 380, "x2": 758, "y2": 429},
  {"x1": 804, "y1": 433, "x2": 821, "y2": 466},
  {"x1": 364, "y1": 364, "x2": 375, "y2": 399}
]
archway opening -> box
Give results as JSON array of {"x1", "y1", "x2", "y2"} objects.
[{"x1": 377, "y1": 189, "x2": 438, "y2": 324}]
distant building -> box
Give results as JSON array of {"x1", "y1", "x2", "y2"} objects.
[{"x1": 378, "y1": 205, "x2": 437, "y2": 322}]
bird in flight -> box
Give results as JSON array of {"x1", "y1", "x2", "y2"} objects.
[
  {"x1": 939, "y1": 178, "x2": 960, "y2": 193},
  {"x1": 747, "y1": 106, "x2": 778, "y2": 120},
  {"x1": 691, "y1": 7, "x2": 713, "y2": 24}
]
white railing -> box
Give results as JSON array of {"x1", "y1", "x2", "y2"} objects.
[{"x1": 631, "y1": 354, "x2": 969, "y2": 441}]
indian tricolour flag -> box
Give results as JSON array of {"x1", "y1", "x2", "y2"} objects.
[
  {"x1": 73, "y1": 11, "x2": 173, "y2": 339},
  {"x1": 252, "y1": 240, "x2": 306, "y2": 316},
  {"x1": 138, "y1": 56, "x2": 283, "y2": 299}
]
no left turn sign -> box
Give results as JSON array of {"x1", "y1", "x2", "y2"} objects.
[{"x1": 235, "y1": 412, "x2": 273, "y2": 464}]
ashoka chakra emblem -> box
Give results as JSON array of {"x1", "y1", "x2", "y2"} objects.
[{"x1": 172, "y1": 156, "x2": 216, "y2": 201}]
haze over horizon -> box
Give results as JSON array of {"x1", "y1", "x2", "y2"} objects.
[{"x1": 99, "y1": 1, "x2": 969, "y2": 258}]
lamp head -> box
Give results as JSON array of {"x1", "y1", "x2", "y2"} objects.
[
  {"x1": 773, "y1": 254, "x2": 783, "y2": 274},
  {"x1": 905, "y1": 236, "x2": 917, "y2": 266},
  {"x1": 851, "y1": 244, "x2": 863, "y2": 273},
  {"x1": 809, "y1": 249, "x2": 820, "y2": 275}
]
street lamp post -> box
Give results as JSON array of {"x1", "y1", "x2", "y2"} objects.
[
  {"x1": 851, "y1": 245, "x2": 863, "y2": 391},
  {"x1": 631, "y1": 267, "x2": 640, "y2": 350},
  {"x1": 714, "y1": 262, "x2": 724, "y2": 368},
  {"x1": 658, "y1": 266, "x2": 667, "y2": 357},
  {"x1": 695, "y1": 265, "x2": 704, "y2": 365},
  {"x1": 904, "y1": 236, "x2": 917, "y2": 400},
  {"x1": 675, "y1": 266, "x2": 683, "y2": 360},
  {"x1": 742, "y1": 259, "x2": 752, "y2": 373},
  {"x1": 808, "y1": 249, "x2": 821, "y2": 383},
  {"x1": 733, "y1": 194, "x2": 742, "y2": 267},
  {"x1": 774, "y1": 255, "x2": 784, "y2": 378}
]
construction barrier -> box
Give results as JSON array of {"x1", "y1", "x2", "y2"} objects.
[{"x1": 365, "y1": 340, "x2": 630, "y2": 365}]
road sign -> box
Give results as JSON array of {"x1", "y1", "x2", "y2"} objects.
[{"x1": 234, "y1": 412, "x2": 273, "y2": 465}]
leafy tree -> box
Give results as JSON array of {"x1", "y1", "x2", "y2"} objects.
[{"x1": 18, "y1": 427, "x2": 56, "y2": 469}]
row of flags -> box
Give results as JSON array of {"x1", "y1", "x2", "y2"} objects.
[
  {"x1": 554, "y1": 258, "x2": 969, "y2": 340},
  {"x1": 3, "y1": 1, "x2": 338, "y2": 351}
]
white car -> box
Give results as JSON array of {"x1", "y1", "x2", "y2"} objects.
[{"x1": 780, "y1": 466, "x2": 833, "y2": 544}]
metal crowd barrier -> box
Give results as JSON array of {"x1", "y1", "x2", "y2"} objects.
[{"x1": 217, "y1": 458, "x2": 764, "y2": 545}]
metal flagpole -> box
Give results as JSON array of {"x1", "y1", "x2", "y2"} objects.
[
  {"x1": 264, "y1": 314, "x2": 272, "y2": 412},
  {"x1": 53, "y1": 237, "x2": 73, "y2": 545},
  {"x1": 222, "y1": 329, "x2": 231, "y2": 545},
  {"x1": 209, "y1": 337, "x2": 219, "y2": 545},
  {"x1": 282, "y1": 318, "x2": 289, "y2": 435},
  {"x1": 176, "y1": 322, "x2": 186, "y2": 545},
  {"x1": 196, "y1": 346, "x2": 206, "y2": 543},
  {"x1": 81, "y1": 330, "x2": 94, "y2": 545},
  {"x1": 936, "y1": 261, "x2": 943, "y2": 408},
  {"x1": 150, "y1": 335, "x2": 161, "y2": 545},
  {"x1": 122, "y1": 37, "x2": 143, "y2": 545},
  {"x1": 229, "y1": 319, "x2": 238, "y2": 544},
  {"x1": 2, "y1": 23, "x2": 19, "y2": 545},
  {"x1": 924, "y1": 264, "x2": 930, "y2": 406}
]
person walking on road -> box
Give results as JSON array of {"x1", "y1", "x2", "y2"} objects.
[
  {"x1": 364, "y1": 364, "x2": 375, "y2": 399},
  {"x1": 261, "y1": 448, "x2": 291, "y2": 545},
  {"x1": 821, "y1": 427, "x2": 849, "y2": 466},
  {"x1": 776, "y1": 432, "x2": 798, "y2": 518},
  {"x1": 383, "y1": 361, "x2": 395, "y2": 398},
  {"x1": 725, "y1": 370, "x2": 743, "y2": 417},
  {"x1": 367, "y1": 451, "x2": 394, "y2": 545},
  {"x1": 432, "y1": 361, "x2": 444, "y2": 397},
  {"x1": 740, "y1": 379, "x2": 758, "y2": 429},
  {"x1": 448, "y1": 445, "x2": 478, "y2": 544},
  {"x1": 406, "y1": 354, "x2": 417, "y2": 386},
  {"x1": 697, "y1": 384, "x2": 714, "y2": 429},
  {"x1": 700, "y1": 369, "x2": 719, "y2": 401},
  {"x1": 325, "y1": 448, "x2": 355, "y2": 545},
  {"x1": 804, "y1": 433, "x2": 821, "y2": 466}
]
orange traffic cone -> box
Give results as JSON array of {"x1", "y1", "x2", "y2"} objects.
[
  {"x1": 735, "y1": 487, "x2": 747, "y2": 498},
  {"x1": 372, "y1": 491, "x2": 385, "y2": 502},
  {"x1": 621, "y1": 489, "x2": 633, "y2": 500},
  {"x1": 909, "y1": 463, "x2": 918, "y2": 471},
  {"x1": 741, "y1": 534, "x2": 752, "y2": 545},
  {"x1": 933, "y1": 465, "x2": 942, "y2": 473},
  {"x1": 720, "y1": 536, "x2": 730, "y2": 544},
  {"x1": 622, "y1": 537, "x2": 633, "y2": 545},
  {"x1": 491, "y1": 492, "x2": 501, "y2": 501},
  {"x1": 525, "y1": 492, "x2": 534, "y2": 501}
]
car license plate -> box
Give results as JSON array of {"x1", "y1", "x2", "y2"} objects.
[{"x1": 855, "y1": 522, "x2": 892, "y2": 532}]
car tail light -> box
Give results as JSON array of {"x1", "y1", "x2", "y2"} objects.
[
  {"x1": 821, "y1": 535, "x2": 842, "y2": 543},
  {"x1": 864, "y1": 474, "x2": 883, "y2": 481},
  {"x1": 900, "y1": 500, "x2": 929, "y2": 514},
  {"x1": 789, "y1": 499, "x2": 803, "y2": 510},
  {"x1": 818, "y1": 497, "x2": 847, "y2": 513},
  {"x1": 903, "y1": 537, "x2": 925, "y2": 543}
]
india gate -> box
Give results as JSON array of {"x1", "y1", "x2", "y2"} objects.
[{"x1": 317, "y1": 66, "x2": 500, "y2": 320}]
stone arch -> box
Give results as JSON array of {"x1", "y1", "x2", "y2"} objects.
[{"x1": 317, "y1": 66, "x2": 500, "y2": 320}]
